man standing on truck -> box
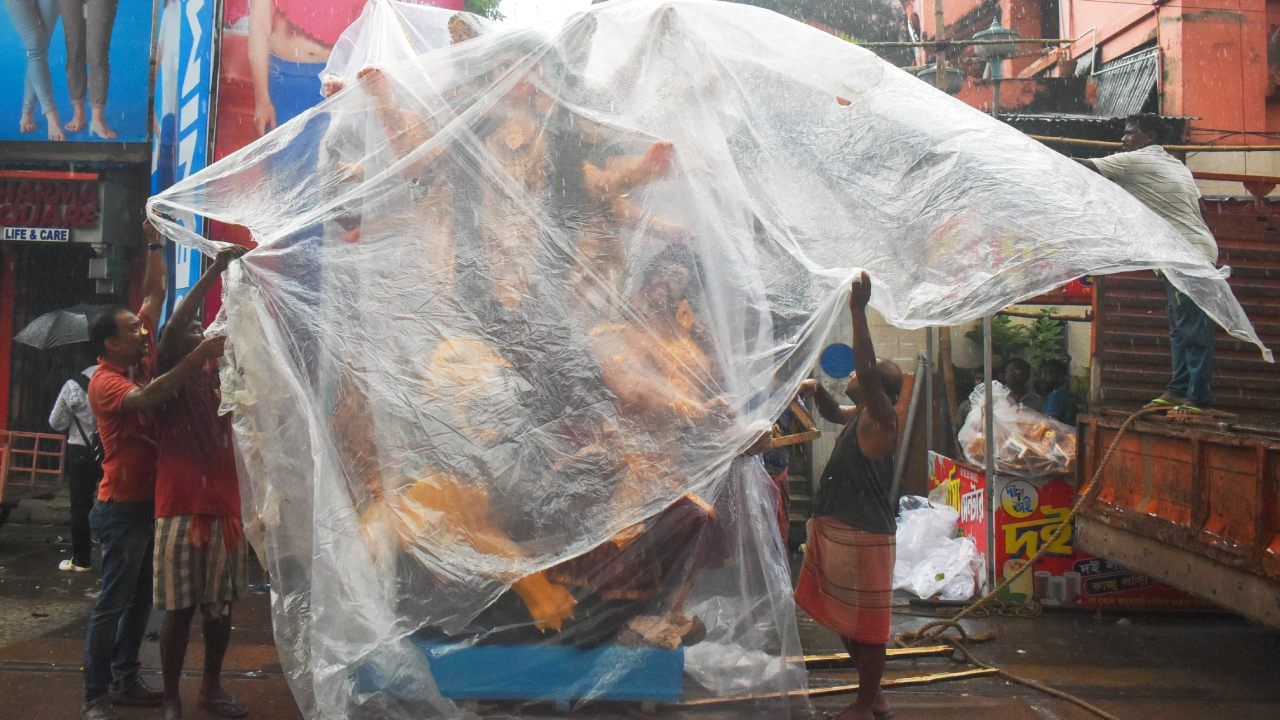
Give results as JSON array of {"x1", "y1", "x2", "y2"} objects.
[
  {"x1": 1076, "y1": 113, "x2": 1219, "y2": 413},
  {"x1": 794, "y1": 272, "x2": 904, "y2": 720}
]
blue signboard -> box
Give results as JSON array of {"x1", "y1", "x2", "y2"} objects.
[
  {"x1": 0, "y1": 0, "x2": 154, "y2": 142},
  {"x1": 151, "y1": 0, "x2": 215, "y2": 319},
  {"x1": 820, "y1": 343, "x2": 856, "y2": 379}
]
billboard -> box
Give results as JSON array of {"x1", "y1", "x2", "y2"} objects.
[
  {"x1": 0, "y1": 0, "x2": 154, "y2": 142},
  {"x1": 213, "y1": 0, "x2": 464, "y2": 165},
  {"x1": 151, "y1": 0, "x2": 218, "y2": 313}
]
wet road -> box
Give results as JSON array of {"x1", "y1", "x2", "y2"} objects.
[{"x1": 2, "y1": 516, "x2": 1277, "y2": 719}]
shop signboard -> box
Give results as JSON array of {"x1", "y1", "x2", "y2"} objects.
[
  {"x1": 0, "y1": 0, "x2": 153, "y2": 142},
  {"x1": 1026, "y1": 276, "x2": 1094, "y2": 305},
  {"x1": 0, "y1": 170, "x2": 101, "y2": 245}
]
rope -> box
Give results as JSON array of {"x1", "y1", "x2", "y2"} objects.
[
  {"x1": 946, "y1": 639, "x2": 1123, "y2": 720},
  {"x1": 890, "y1": 405, "x2": 1166, "y2": 719},
  {"x1": 895, "y1": 599, "x2": 1042, "y2": 621},
  {"x1": 896, "y1": 405, "x2": 1162, "y2": 646}
]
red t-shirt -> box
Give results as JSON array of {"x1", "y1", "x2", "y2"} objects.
[
  {"x1": 154, "y1": 366, "x2": 241, "y2": 519},
  {"x1": 89, "y1": 317, "x2": 158, "y2": 503}
]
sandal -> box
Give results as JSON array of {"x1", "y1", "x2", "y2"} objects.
[
  {"x1": 198, "y1": 695, "x2": 248, "y2": 718},
  {"x1": 1144, "y1": 394, "x2": 1184, "y2": 409}
]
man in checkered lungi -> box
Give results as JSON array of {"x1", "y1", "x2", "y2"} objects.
[
  {"x1": 152, "y1": 245, "x2": 251, "y2": 720},
  {"x1": 795, "y1": 273, "x2": 903, "y2": 720}
]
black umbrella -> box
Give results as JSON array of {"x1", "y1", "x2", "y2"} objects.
[{"x1": 13, "y1": 304, "x2": 112, "y2": 350}]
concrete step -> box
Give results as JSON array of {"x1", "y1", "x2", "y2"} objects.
[{"x1": 2, "y1": 486, "x2": 71, "y2": 528}]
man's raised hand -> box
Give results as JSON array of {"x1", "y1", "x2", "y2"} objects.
[
  {"x1": 849, "y1": 271, "x2": 872, "y2": 312},
  {"x1": 190, "y1": 336, "x2": 227, "y2": 365},
  {"x1": 213, "y1": 245, "x2": 249, "y2": 274}
]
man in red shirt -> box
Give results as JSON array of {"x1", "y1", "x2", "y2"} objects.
[
  {"x1": 82, "y1": 222, "x2": 228, "y2": 720},
  {"x1": 150, "y1": 244, "x2": 249, "y2": 720}
]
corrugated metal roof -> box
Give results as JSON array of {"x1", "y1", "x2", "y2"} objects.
[
  {"x1": 1001, "y1": 112, "x2": 1195, "y2": 123},
  {"x1": 1093, "y1": 47, "x2": 1160, "y2": 117},
  {"x1": 1095, "y1": 201, "x2": 1280, "y2": 418},
  {"x1": 1003, "y1": 112, "x2": 1128, "y2": 124}
]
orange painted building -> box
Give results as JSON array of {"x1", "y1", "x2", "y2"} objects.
[{"x1": 899, "y1": 0, "x2": 1280, "y2": 183}]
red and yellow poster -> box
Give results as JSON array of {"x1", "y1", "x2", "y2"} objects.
[
  {"x1": 928, "y1": 453, "x2": 1204, "y2": 609},
  {"x1": 928, "y1": 452, "x2": 987, "y2": 558}
]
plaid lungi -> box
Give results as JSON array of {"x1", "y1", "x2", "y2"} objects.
[
  {"x1": 153, "y1": 516, "x2": 248, "y2": 613},
  {"x1": 794, "y1": 516, "x2": 895, "y2": 645}
]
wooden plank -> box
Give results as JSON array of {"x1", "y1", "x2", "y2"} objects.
[
  {"x1": 675, "y1": 668, "x2": 998, "y2": 707},
  {"x1": 798, "y1": 645, "x2": 952, "y2": 668}
]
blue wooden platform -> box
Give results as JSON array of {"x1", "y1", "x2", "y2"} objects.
[{"x1": 356, "y1": 638, "x2": 685, "y2": 705}]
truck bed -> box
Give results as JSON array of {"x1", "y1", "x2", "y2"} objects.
[{"x1": 1077, "y1": 411, "x2": 1280, "y2": 626}]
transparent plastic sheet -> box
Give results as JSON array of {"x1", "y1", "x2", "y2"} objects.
[
  {"x1": 146, "y1": 1, "x2": 1272, "y2": 718},
  {"x1": 958, "y1": 382, "x2": 1078, "y2": 477},
  {"x1": 320, "y1": 2, "x2": 496, "y2": 98}
]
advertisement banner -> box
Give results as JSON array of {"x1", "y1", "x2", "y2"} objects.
[
  {"x1": 927, "y1": 451, "x2": 987, "y2": 558},
  {"x1": 151, "y1": 0, "x2": 217, "y2": 314},
  {"x1": 212, "y1": 0, "x2": 463, "y2": 166},
  {"x1": 0, "y1": 0, "x2": 154, "y2": 143},
  {"x1": 1026, "y1": 276, "x2": 1094, "y2": 305},
  {"x1": 200, "y1": 0, "x2": 464, "y2": 319},
  {"x1": 927, "y1": 454, "x2": 1205, "y2": 609},
  {"x1": 991, "y1": 475, "x2": 1206, "y2": 609}
]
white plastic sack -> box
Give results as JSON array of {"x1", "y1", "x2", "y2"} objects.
[
  {"x1": 894, "y1": 495, "x2": 958, "y2": 562},
  {"x1": 959, "y1": 382, "x2": 1077, "y2": 477},
  {"x1": 146, "y1": 1, "x2": 1270, "y2": 718},
  {"x1": 931, "y1": 537, "x2": 984, "y2": 602},
  {"x1": 893, "y1": 497, "x2": 981, "y2": 601}
]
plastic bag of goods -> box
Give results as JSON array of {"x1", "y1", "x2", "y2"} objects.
[
  {"x1": 958, "y1": 382, "x2": 1077, "y2": 477},
  {"x1": 894, "y1": 495, "x2": 958, "y2": 571},
  {"x1": 892, "y1": 497, "x2": 981, "y2": 601}
]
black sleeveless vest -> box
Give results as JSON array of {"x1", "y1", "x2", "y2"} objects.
[{"x1": 811, "y1": 413, "x2": 897, "y2": 535}]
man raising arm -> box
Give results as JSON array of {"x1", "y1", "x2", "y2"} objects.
[
  {"x1": 795, "y1": 272, "x2": 903, "y2": 720},
  {"x1": 151, "y1": 244, "x2": 252, "y2": 720},
  {"x1": 81, "y1": 223, "x2": 227, "y2": 720}
]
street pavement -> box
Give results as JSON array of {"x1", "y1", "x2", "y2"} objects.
[{"x1": 2, "y1": 508, "x2": 1278, "y2": 719}]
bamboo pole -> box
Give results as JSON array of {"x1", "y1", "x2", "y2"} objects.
[
  {"x1": 939, "y1": 327, "x2": 960, "y2": 449},
  {"x1": 675, "y1": 668, "x2": 998, "y2": 707},
  {"x1": 801, "y1": 645, "x2": 953, "y2": 669},
  {"x1": 998, "y1": 308, "x2": 1092, "y2": 322},
  {"x1": 932, "y1": 0, "x2": 947, "y2": 91},
  {"x1": 1029, "y1": 134, "x2": 1280, "y2": 153}
]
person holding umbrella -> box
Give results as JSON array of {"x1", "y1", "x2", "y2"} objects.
[{"x1": 15, "y1": 305, "x2": 110, "y2": 573}]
